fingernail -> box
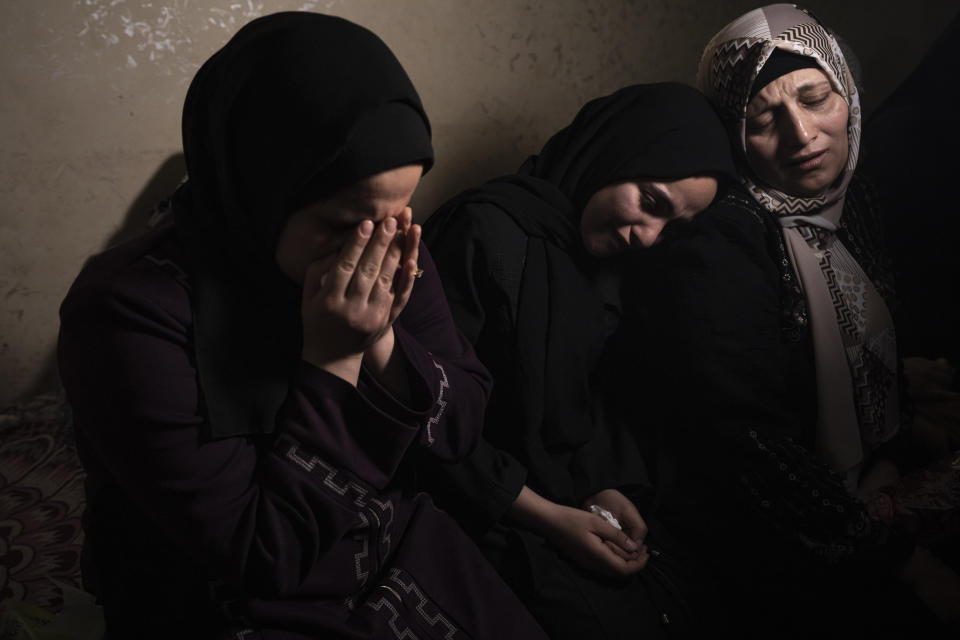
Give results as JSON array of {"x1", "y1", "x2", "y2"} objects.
[
  {"x1": 359, "y1": 220, "x2": 373, "y2": 236},
  {"x1": 384, "y1": 217, "x2": 397, "y2": 233},
  {"x1": 624, "y1": 538, "x2": 638, "y2": 551}
]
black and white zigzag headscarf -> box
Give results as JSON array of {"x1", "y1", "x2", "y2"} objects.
[
  {"x1": 697, "y1": 4, "x2": 899, "y2": 485},
  {"x1": 697, "y1": 2, "x2": 861, "y2": 218}
]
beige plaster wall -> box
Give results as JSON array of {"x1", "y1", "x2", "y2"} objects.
[{"x1": 1, "y1": 0, "x2": 956, "y2": 405}]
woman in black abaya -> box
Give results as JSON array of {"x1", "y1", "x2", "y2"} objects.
[{"x1": 421, "y1": 83, "x2": 735, "y2": 639}]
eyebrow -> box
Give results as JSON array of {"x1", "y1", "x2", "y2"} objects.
[
  {"x1": 337, "y1": 193, "x2": 382, "y2": 220},
  {"x1": 747, "y1": 79, "x2": 832, "y2": 114},
  {"x1": 797, "y1": 80, "x2": 831, "y2": 92},
  {"x1": 320, "y1": 203, "x2": 369, "y2": 227}
]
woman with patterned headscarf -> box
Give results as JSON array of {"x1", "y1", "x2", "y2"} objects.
[
  {"x1": 57, "y1": 12, "x2": 548, "y2": 639},
  {"x1": 609, "y1": 4, "x2": 959, "y2": 637},
  {"x1": 698, "y1": 2, "x2": 901, "y2": 492}
]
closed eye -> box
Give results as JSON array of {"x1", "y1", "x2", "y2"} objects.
[
  {"x1": 802, "y1": 93, "x2": 830, "y2": 108},
  {"x1": 643, "y1": 186, "x2": 677, "y2": 219},
  {"x1": 746, "y1": 114, "x2": 774, "y2": 132},
  {"x1": 640, "y1": 192, "x2": 657, "y2": 213},
  {"x1": 322, "y1": 218, "x2": 355, "y2": 231}
]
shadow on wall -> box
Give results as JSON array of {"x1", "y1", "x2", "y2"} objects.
[
  {"x1": 108, "y1": 153, "x2": 187, "y2": 248},
  {"x1": 18, "y1": 153, "x2": 187, "y2": 405},
  {"x1": 418, "y1": 121, "x2": 544, "y2": 224}
]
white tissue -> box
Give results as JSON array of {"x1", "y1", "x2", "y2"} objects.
[{"x1": 587, "y1": 504, "x2": 622, "y2": 530}]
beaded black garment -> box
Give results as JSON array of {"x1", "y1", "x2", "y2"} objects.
[{"x1": 717, "y1": 171, "x2": 898, "y2": 347}]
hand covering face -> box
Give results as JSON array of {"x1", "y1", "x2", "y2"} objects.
[{"x1": 173, "y1": 12, "x2": 433, "y2": 439}]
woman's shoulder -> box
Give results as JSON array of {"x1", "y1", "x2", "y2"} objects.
[
  {"x1": 677, "y1": 183, "x2": 774, "y2": 255},
  {"x1": 843, "y1": 170, "x2": 882, "y2": 214},
  {"x1": 425, "y1": 197, "x2": 529, "y2": 246},
  {"x1": 423, "y1": 198, "x2": 532, "y2": 286},
  {"x1": 706, "y1": 183, "x2": 769, "y2": 227},
  {"x1": 61, "y1": 223, "x2": 192, "y2": 329}
]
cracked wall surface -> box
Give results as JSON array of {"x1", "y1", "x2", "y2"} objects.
[{"x1": 1, "y1": 0, "x2": 956, "y2": 404}]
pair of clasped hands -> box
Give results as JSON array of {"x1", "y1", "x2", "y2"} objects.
[
  {"x1": 512, "y1": 486, "x2": 652, "y2": 578},
  {"x1": 300, "y1": 207, "x2": 421, "y2": 390}
]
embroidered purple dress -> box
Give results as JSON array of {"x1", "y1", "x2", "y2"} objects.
[{"x1": 59, "y1": 224, "x2": 546, "y2": 638}]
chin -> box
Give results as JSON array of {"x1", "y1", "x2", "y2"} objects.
[
  {"x1": 598, "y1": 238, "x2": 629, "y2": 258},
  {"x1": 580, "y1": 235, "x2": 604, "y2": 258},
  {"x1": 780, "y1": 170, "x2": 844, "y2": 198},
  {"x1": 784, "y1": 183, "x2": 828, "y2": 198},
  {"x1": 584, "y1": 246, "x2": 607, "y2": 258}
]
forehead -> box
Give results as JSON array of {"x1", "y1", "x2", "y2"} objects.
[
  {"x1": 294, "y1": 165, "x2": 422, "y2": 225},
  {"x1": 349, "y1": 164, "x2": 423, "y2": 200},
  {"x1": 325, "y1": 164, "x2": 422, "y2": 218},
  {"x1": 748, "y1": 67, "x2": 832, "y2": 109},
  {"x1": 638, "y1": 175, "x2": 717, "y2": 216}
]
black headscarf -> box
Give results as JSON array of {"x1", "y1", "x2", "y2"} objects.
[
  {"x1": 423, "y1": 83, "x2": 735, "y2": 504},
  {"x1": 172, "y1": 12, "x2": 433, "y2": 439},
  {"x1": 527, "y1": 82, "x2": 736, "y2": 216}
]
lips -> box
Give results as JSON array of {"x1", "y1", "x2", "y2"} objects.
[
  {"x1": 786, "y1": 149, "x2": 827, "y2": 171},
  {"x1": 610, "y1": 231, "x2": 630, "y2": 253}
]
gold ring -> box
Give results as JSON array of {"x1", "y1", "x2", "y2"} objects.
[{"x1": 414, "y1": 268, "x2": 424, "y2": 279}]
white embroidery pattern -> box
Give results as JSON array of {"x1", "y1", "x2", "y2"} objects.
[
  {"x1": 365, "y1": 593, "x2": 420, "y2": 640},
  {"x1": 281, "y1": 434, "x2": 370, "y2": 507},
  {"x1": 364, "y1": 569, "x2": 460, "y2": 639},
  {"x1": 353, "y1": 512, "x2": 371, "y2": 588},
  {"x1": 144, "y1": 254, "x2": 191, "y2": 289},
  {"x1": 424, "y1": 361, "x2": 449, "y2": 446},
  {"x1": 371, "y1": 498, "x2": 394, "y2": 556},
  {"x1": 279, "y1": 434, "x2": 396, "y2": 591}
]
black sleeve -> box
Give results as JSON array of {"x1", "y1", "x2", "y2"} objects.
[{"x1": 419, "y1": 203, "x2": 531, "y2": 531}]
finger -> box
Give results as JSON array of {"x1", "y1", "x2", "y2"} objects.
[
  {"x1": 396, "y1": 206, "x2": 413, "y2": 235},
  {"x1": 325, "y1": 220, "x2": 373, "y2": 295},
  {"x1": 391, "y1": 226, "x2": 421, "y2": 319},
  {"x1": 591, "y1": 518, "x2": 639, "y2": 553},
  {"x1": 302, "y1": 253, "x2": 339, "y2": 298},
  {"x1": 603, "y1": 540, "x2": 640, "y2": 560},
  {"x1": 590, "y1": 541, "x2": 645, "y2": 577},
  {"x1": 618, "y1": 508, "x2": 648, "y2": 543},
  {"x1": 405, "y1": 223, "x2": 421, "y2": 268},
  {"x1": 603, "y1": 541, "x2": 650, "y2": 570},
  {"x1": 634, "y1": 545, "x2": 650, "y2": 569},
  {"x1": 369, "y1": 225, "x2": 405, "y2": 307},
  {"x1": 348, "y1": 216, "x2": 397, "y2": 298},
  {"x1": 302, "y1": 258, "x2": 329, "y2": 301},
  {"x1": 404, "y1": 224, "x2": 422, "y2": 285}
]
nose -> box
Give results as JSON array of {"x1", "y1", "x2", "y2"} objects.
[
  {"x1": 631, "y1": 219, "x2": 668, "y2": 248},
  {"x1": 781, "y1": 103, "x2": 815, "y2": 147}
]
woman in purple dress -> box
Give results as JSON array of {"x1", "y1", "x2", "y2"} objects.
[{"x1": 57, "y1": 12, "x2": 548, "y2": 639}]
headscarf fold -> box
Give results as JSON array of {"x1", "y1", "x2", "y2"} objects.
[
  {"x1": 173, "y1": 12, "x2": 433, "y2": 439},
  {"x1": 425, "y1": 83, "x2": 735, "y2": 503},
  {"x1": 698, "y1": 3, "x2": 899, "y2": 480}
]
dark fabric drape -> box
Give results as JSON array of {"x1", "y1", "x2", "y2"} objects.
[
  {"x1": 862, "y1": 9, "x2": 960, "y2": 364},
  {"x1": 423, "y1": 82, "x2": 736, "y2": 511},
  {"x1": 421, "y1": 83, "x2": 736, "y2": 637}
]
